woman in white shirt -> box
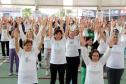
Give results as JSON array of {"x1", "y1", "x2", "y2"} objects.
[
  {"x1": 81, "y1": 35, "x2": 114, "y2": 84},
  {"x1": 65, "y1": 19, "x2": 80, "y2": 84},
  {"x1": 8, "y1": 29, "x2": 19, "y2": 76},
  {"x1": 14, "y1": 27, "x2": 45, "y2": 84},
  {"x1": 33, "y1": 23, "x2": 43, "y2": 68},
  {"x1": 44, "y1": 29, "x2": 51, "y2": 76},
  {"x1": 1, "y1": 22, "x2": 9, "y2": 57},
  {"x1": 106, "y1": 29, "x2": 125, "y2": 84},
  {"x1": 49, "y1": 17, "x2": 66, "y2": 84}
]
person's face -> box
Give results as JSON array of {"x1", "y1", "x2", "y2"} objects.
[
  {"x1": 54, "y1": 32, "x2": 62, "y2": 40},
  {"x1": 24, "y1": 43, "x2": 32, "y2": 52},
  {"x1": 107, "y1": 22, "x2": 111, "y2": 28},
  {"x1": 34, "y1": 26, "x2": 39, "y2": 34},
  {"x1": 69, "y1": 31, "x2": 75, "y2": 38},
  {"x1": 87, "y1": 39, "x2": 93, "y2": 46},
  {"x1": 74, "y1": 30, "x2": 79, "y2": 36},
  {"x1": 113, "y1": 35, "x2": 119, "y2": 44},
  {"x1": 92, "y1": 52, "x2": 100, "y2": 62}
]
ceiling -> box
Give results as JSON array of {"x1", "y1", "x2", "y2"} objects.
[{"x1": 1, "y1": 0, "x2": 126, "y2": 7}]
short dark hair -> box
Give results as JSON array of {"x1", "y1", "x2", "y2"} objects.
[
  {"x1": 23, "y1": 39, "x2": 33, "y2": 46},
  {"x1": 54, "y1": 28, "x2": 63, "y2": 36},
  {"x1": 85, "y1": 36, "x2": 93, "y2": 41},
  {"x1": 89, "y1": 49, "x2": 101, "y2": 60}
]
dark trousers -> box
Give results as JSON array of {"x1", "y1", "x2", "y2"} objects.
[
  {"x1": 107, "y1": 67, "x2": 124, "y2": 84},
  {"x1": 9, "y1": 49, "x2": 19, "y2": 73},
  {"x1": 37, "y1": 51, "x2": 41, "y2": 62},
  {"x1": 1, "y1": 41, "x2": 9, "y2": 56},
  {"x1": 78, "y1": 49, "x2": 81, "y2": 57},
  {"x1": 66, "y1": 56, "x2": 80, "y2": 84},
  {"x1": 50, "y1": 64, "x2": 66, "y2": 84},
  {"x1": 19, "y1": 39, "x2": 23, "y2": 49}
]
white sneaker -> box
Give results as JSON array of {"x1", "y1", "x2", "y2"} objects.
[
  {"x1": 45, "y1": 71, "x2": 50, "y2": 76},
  {"x1": 8, "y1": 73, "x2": 13, "y2": 76},
  {"x1": 15, "y1": 72, "x2": 18, "y2": 76},
  {"x1": 103, "y1": 72, "x2": 107, "y2": 79}
]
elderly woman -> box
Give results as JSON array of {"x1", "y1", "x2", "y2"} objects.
[{"x1": 14, "y1": 27, "x2": 45, "y2": 84}]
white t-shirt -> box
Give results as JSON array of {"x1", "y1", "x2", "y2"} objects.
[
  {"x1": 81, "y1": 46, "x2": 111, "y2": 84},
  {"x1": 66, "y1": 38, "x2": 79, "y2": 57},
  {"x1": 1, "y1": 25, "x2": 9, "y2": 41},
  {"x1": 8, "y1": 25, "x2": 12, "y2": 31},
  {"x1": 70, "y1": 24, "x2": 76, "y2": 31},
  {"x1": 118, "y1": 26, "x2": 126, "y2": 42},
  {"x1": 44, "y1": 36, "x2": 51, "y2": 49},
  {"x1": 74, "y1": 36, "x2": 81, "y2": 49},
  {"x1": 50, "y1": 37, "x2": 66, "y2": 64},
  {"x1": 9, "y1": 37, "x2": 15, "y2": 49},
  {"x1": 17, "y1": 48, "x2": 40, "y2": 84},
  {"x1": 93, "y1": 32, "x2": 98, "y2": 43},
  {"x1": 25, "y1": 23, "x2": 32, "y2": 32},
  {"x1": 121, "y1": 34, "x2": 126, "y2": 42},
  {"x1": 33, "y1": 31, "x2": 41, "y2": 48},
  {"x1": 106, "y1": 41, "x2": 126, "y2": 69}
]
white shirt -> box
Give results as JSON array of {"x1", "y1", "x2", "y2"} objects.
[
  {"x1": 25, "y1": 23, "x2": 32, "y2": 32},
  {"x1": 70, "y1": 24, "x2": 76, "y2": 31},
  {"x1": 106, "y1": 41, "x2": 126, "y2": 69},
  {"x1": 121, "y1": 34, "x2": 126, "y2": 42},
  {"x1": 93, "y1": 32, "x2": 98, "y2": 43},
  {"x1": 50, "y1": 37, "x2": 66, "y2": 64},
  {"x1": 74, "y1": 36, "x2": 81, "y2": 49},
  {"x1": 17, "y1": 48, "x2": 40, "y2": 84},
  {"x1": 44, "y1": 36, "x2": 51, "y2": 48},
  {"x1": 66, "y1": 38, "x2": 79, "y2": 57},
  {"x1": 1, "y1": 25, "x2": 9, "y2": 41},
  {"x1": 81, "y1": 46, "x2": 111, "y2": 84},
  {"x1": 33, "y1": 31, "x2": 41, "y2": 48},
  {"x1": 9, "y1": 37, "x2": 15, "y2": 49},
  {"x1": 119, "y1": 26, "x2": 126, "y2": 42}
]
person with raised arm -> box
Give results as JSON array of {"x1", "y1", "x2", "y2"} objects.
[
  {"x1": 49, "y1": 17, "x2": 66, "y2": 84},
  {"x1": 14, "y1": 27, "x2": 45, "y2": 84},
  {"x1": 106, "y1": 28, "x2": 126, "y2": 84},
  {"x1": 81, "y1": 33, "x2": 114, "y2": 84}
]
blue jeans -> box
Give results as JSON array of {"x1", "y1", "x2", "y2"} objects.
[{"x1": 9, "y1": 49, "x2": 19, "y2": 73}]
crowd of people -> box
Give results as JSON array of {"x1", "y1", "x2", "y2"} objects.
[{"x1": 0, "y1": 16, "x2": 126, "y2": 84}]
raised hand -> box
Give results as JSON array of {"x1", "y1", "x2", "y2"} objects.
[
  {"x1": 81, "y1": 37, "x2": 88, "y2": 46},
  {"x1": 60, "y1": 17, "x2": 63, "y2": 27},
  {"x1": 41, "y1": 27, "x2": 46, "y2": 37},
  {"x1": 108, "y1": 34, "x2": 116, "y2": 48},
  {"x1": 14, "y1": 29, "x2": 19, "y2": 39}
]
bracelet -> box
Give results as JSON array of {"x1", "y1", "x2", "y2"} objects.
[{"x1": 109, "y1": 46, "x2": 112, "y2": 48}]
